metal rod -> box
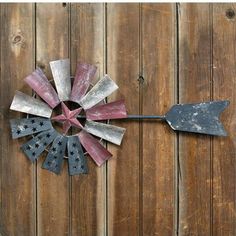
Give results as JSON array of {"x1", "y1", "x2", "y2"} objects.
[
  {"x1": 127, "y1": 115, "x2": 165, "y2": 120},
  {"x1": 77, "y1": 114, "x2": 165, "y2": 120}
]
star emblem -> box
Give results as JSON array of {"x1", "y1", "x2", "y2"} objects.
[{"x1": 52, "y1": 102, "x2": 83, "y2": 134}]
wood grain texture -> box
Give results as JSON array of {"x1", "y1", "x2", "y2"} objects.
[
  {"x1": 36, "y1": 3, "x2": 70, "y2": 236},
  {"x1": 141, "y1": 4, "x2": 176, "y2": 236},
  {"x1": 70, "y1": 3, "x2": 106, "y2": 235},
  {"x1": 2, "y1": 3, "x2": 236, "y2": 236},
  {"x1": 107, "y1": 4, "x2": 140, "y2": 235},
  {"x1": 213, "y1": 4, "x2": 236, "y2": 235},
  {"x1": 178, "y1": 4, "x2": 212, "y2": 235},
  {"x1": 0, "y1": 3, "x2": 36, "y2": 236}
]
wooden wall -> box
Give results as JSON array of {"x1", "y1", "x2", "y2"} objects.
[{"x1": 0, "y1": 3, "x2": 236, "y2": 236}]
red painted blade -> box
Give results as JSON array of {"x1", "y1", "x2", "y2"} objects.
[
  {"x1": 85, "y1": 100, "x2": 127, "y2": 121},
  {"x1": 70, "y1": 63, "x2": 97, "y2": 103},
  {"x1": 78, "y1": 130, "x2": 112, "y2": 166},
  {"x1": 24, "y1": 68, "x2": 60, "y2": 108}
]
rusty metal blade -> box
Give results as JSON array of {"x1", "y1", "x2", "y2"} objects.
[
  {"x1": 42, "y1": 135, "x2": 67, "y2": 175},
  {"x1": 70, "y1": 63, "x2": 97, "y2": 103},
  {"x1": 85, "y1": 100, "x2": 127, "y2": 121},
  {"x1": 165, "y1": 100, "x2": 229, "y2": 136},
  {"x1": 84, "y1": 120, "x2": 126, "y2": 145},
  {"x1": 78, "y1": 130, "x2": 112, "y2": 166},
  {"x1": 79, "y1": 75, "x2": 118, "y2": 110},
  {"x1": 10, "y1": 117, "x2": 53, "y2": 139},
  {"x1": 67, "y1": 136, "x2": 88, "y2": 175},
  {"x1": 24, "y1": 68, "x2": 60, "y2": 108},
  {"x1": 10, "y1": 91, "x2": 52, "y2": 118},
  {"x1": 21, "y1": 129, "x2": 57, "y2": 162},
  {"x1": 50, "y1": 59, "x2": 71, "y2": 101}
]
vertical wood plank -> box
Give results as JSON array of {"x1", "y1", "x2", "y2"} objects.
[
  {"x1": 107, "y1": 3, "x2": 140, "y2": 235},
  {"x1": 36, "y1": 3, "x2": 70, "y2": 236},
  {"x1": 70, "y1": 3, "x2": 106, "y2": 235},
  {"x1": 141, "y1": 4, "x2": 176, "y2": 236},
  {"x1": 178, "y1": 3, "x2": 212, "y2": 235},
  {"x1": 0, "y1": 3, "x2": 36, "y2": 236},
  {"x1": 213, "y1": 4, "x2": 236, "y2": 235}
]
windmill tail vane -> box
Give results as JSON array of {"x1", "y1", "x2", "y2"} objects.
[
  {"x1": 81, "y1": 100, "x2": 229, "y2": 136},
  {"x1": 9, "y1": 58, "x2": 229, "y2": 176}
]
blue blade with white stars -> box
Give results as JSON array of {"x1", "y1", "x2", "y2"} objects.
[
  {"x1": 21, "y1": 129, "x2": 57, "y2": 162},
  {"x1": 10, "y1": 117, "x2": 52, "y2": 139},
  {"x1": 67, "y1": 136, "x2": 88, "y2": 175},
  {"x1": 42, "y1": 135, "x2": 67, "y2": 175}
]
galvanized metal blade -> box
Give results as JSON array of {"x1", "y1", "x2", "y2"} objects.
[
  {"x1": 67, "y1": 136, "x2": 88, "y2": 175},
  {"x1": 78, "y1": 130, "x2": 112, "y2": 166},
  {"x1": 21, "y1": 129, "x2": 57, "y2": 162},
  {"x1": 50, "y1": 59, "x2": 71, "y2": 101},
  {"x1": 70, "y1": 63, "x2": 97, "y2": 103},
  {"x1": 42, "y1": 135, "x2": 68, "y2": 175},
  {"x1": 24, "y1": 68, "x2": 60, "y2": 108},
  {"x1": 85, "y1": 100, "x2": 127, "y2": 121},
  {"x1": 84, "y1": 120, "x2": 126, "y2": 145},
  {"x1": 79, "y1": 75, "x2": 118, "y2": 110},
  {"x1": 10, "y1": 117, "x2": 52, "y2": 139},
  {"x1": 165, "y1": 100, "x2": 229, "y2": 136},
  {"x1": 10, "y1": 91, "x2": 52, "y2": 118}
]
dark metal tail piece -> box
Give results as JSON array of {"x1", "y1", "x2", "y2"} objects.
[{"x1": 165, "y1": 100, "x2": 230, "y2": 136}]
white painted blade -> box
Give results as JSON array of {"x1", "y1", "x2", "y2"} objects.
[
  {"x1": 79, "y1": 75, "x2": 118, "y2": 110},
  {"x1": 10, "y1": 91, "x2": 52, "y2": 118},
  {"x1": 50, "y1": 59, "x2": 71, "y2": 101},
  {"x1": 84, "y1": 120, "x2": 126, "y2": 145}
]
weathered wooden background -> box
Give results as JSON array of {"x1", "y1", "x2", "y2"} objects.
[{"x1": 0, "y1": 3, "x2": 236, "y2": 236}]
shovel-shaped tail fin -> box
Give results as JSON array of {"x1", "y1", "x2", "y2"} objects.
[{"x1": 165, "y1": 100, "x2": 229, "y2": 136}]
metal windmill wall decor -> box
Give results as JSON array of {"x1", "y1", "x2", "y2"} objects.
[{"x1": 10, "y1": 59, "x2": 229, "y2": 175}]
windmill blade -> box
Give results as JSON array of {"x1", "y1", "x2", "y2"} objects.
[
  {"x1": 85, "y1": 100, "x2": 127, "y2": 121},
  {"x1": 79, "y1": 75, "x2": 118, "y2": 110},
  {"x1": 21, "y1": 129, "x2": 57, "y2": 162},
  {"x1": 84, "y1": 120, "x2": 126, "y2": 145},
  {"x1": 10, "y1": 91, "x2": 52, "y2": 118},
  {"x1": 67, "y1": 136, "x2": 88, "y2": 175},
  {"x1": 24, "y1": 67, "x2": 60, "y2": 108},
  {"x1": 10, "y1": 117, "x2": 53, "y2": 139},
  {"x1": 78, "y1": 130, "x2": 112, "y2": 166},
  {"x1": 70, "y1": 63, "x2": 97, "y2": 103},
  {"x1": 165, "y1": 100, "x2": 229, "y2": 136},
  {"x1": 42, "y1": 135, "x2": 68, "y2": 175},
  {"x1": 50, "y1": 59, "x2": 71, "y2": 101}
]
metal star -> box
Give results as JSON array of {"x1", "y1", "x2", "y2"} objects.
[{"x1": 52, "y1": 102, "x2": 83, "y2": 134}]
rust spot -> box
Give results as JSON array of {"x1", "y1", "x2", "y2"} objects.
[{"x1": 226, "y1": 8, "x2": 235, "y2": 19}]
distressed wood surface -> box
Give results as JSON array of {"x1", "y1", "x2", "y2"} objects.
[
  {"x1": 178, "y1": 4, "x2": 213, "y2": 235},
  {"x1": 70, "y1": 3, "x2": 106, "y2": 235},
  {"x1": 141, "y1": 3, "x2": 176, "y2": 236},
  {"x1": 36, "y1": 3, "x2": 70, "y2": 236},
  {"x1": 1, "y1": 3, "x2": 236, "y2": 236},
  {"x1": 213, "y1": 4, "x2": 236, "y2": 236},
  {"x1": 0, "y1": 4, "x2": 36, "y2": 236},
  {"x1": 107, "y1": 3, "x2": 140, "y2": 235}
]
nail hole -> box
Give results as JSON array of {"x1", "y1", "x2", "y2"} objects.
[
  {"x1": 226, "y1": 8, "x2": 235, "y2": 19},
  {"x1": 138, "y1": 75, "x2": 145, "y2": 84},
  {"x1": 62, "y1": 3, "x2": 67, "y2": 7}
]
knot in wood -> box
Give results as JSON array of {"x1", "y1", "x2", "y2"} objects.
[
  {"x1": 226, "y1": 8, "x2": 235, "y2": 19},
  {"x1": 12, "y1": 35, "x2": 22, "y2": 44}
]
